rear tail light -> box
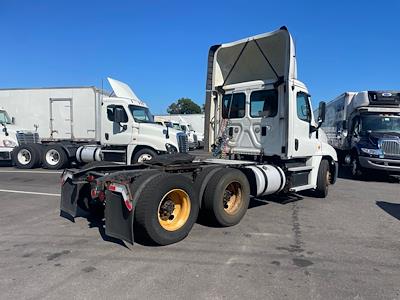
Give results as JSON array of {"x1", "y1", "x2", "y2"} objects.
[
  {"x1": 91, "y1": 188, "x2": 106, "y2": 202},
  {"x1": 108, "y1": 183, "x2": 133, "y2": 211}
]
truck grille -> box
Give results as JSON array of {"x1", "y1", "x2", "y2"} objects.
[
  {"x1": 193, "y1": 134, "x2": 198, "y2": 143},
  {"x1": 381, "y1": 140, "x2": 400, "y2": 156},
  {"x1": 16, "y1": 132, "x2": 40, "y2": 144},
  {"x1": 177, "y1": 133, "x2": 189, "y2": 153}
]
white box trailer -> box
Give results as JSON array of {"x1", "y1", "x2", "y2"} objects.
[
  {"x1": 0, "y1": 86, "x2": 105, "y2": 141},
  {"x1": 0, "y1": 78, "x2": 188, "y2": 169}
]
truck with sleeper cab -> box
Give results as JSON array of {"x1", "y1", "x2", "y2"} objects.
[{"x1": 60, "y1": 27, "x2": 338, "y2": 246}]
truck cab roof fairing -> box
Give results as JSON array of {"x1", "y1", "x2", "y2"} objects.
[
  {"x1": 107, "y1": 77, "x2": 148, "y2": 107},
  {"x1": 212, "y1": 27, "x2": 297, "y2": 89}
]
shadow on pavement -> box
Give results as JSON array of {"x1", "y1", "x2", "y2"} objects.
[
  {"x1": 85, "y1": 215, "x2": 129, "y2": 248},
  {"x1": 338, "y1": 165, "x2": 400, "y2": 183},
  {"x1": 254, "y1": 193, "x2": 304, "y2": 206},
  {"x1": 376, "y1": 201, "x2": 400, "y2": 221}
]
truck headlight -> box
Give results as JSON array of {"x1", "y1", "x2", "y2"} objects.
[
  {"x1": 360, "y1": 148, "x2": 383, "y2": 156},
  {"x1": 165, "y1": 143, "x2": 177, "y2": 154},
  {"x1": 2, "y1": 139, "x2": 17, "y2": 147}
]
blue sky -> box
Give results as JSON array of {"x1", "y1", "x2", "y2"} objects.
[{"x1": 1, "y1": 1, "x2": 399, "y2": 113}]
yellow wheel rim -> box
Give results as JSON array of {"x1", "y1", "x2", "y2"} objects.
[
  {"x1": 158, "y1": 189, "x2": 191, "y2": 231},
  {"x1": 223, "y1": 182, "x2": 243, "y2": 215}
]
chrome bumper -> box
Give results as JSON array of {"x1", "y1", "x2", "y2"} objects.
[{"x1": 359, "y1": 156, "x2": 400, "y2": 172}]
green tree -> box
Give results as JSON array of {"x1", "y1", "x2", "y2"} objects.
[{"x1": 167, "y1": 98, "x2": 202, "y2": 114}]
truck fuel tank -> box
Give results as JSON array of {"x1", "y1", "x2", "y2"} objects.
[{"x1": 244, "y1": 164, "x2": 286, "y2": 197}]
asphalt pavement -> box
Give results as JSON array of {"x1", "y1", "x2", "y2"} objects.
[{"x1": 0, "y1": 163, "x2": 399, "y2": 299}]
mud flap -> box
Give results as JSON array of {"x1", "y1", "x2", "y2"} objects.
[
  {"x1": 60, "y1": 180, "x2": 81, "y2": 219},
  {"x1": 104, "y1": 190, "x2": 134, "y2": 244}
]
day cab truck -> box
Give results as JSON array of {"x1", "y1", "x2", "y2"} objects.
[
  {"x1": 321, "y1": 91, "x2": 400, "y2": 178},
  {"x1": 155, "y1": 114, "x2": 205, "y2": 148},
  {"x1": 60, "y1": 27, "x2": 338, "y2": 246},
  {"x1": 0, "y1": 78, "x2": 188, "y2": 169}
]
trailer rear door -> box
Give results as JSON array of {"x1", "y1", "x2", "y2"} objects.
[{"x1": 50, "y1": 98, "x2": 73, "y2": 139}]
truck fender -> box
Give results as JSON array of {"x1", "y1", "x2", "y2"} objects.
[{"x1": 127, "y1": 145, "x2": 161, "y2": 165}]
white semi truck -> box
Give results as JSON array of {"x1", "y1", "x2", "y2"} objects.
[
  {"x1": 320, "y1": 91, "x2": 400, "y2": 177},
  {"x1": 154, "y1": 115, "x2": 201, "y2": 149},
  {"x1": 60, "y1": 27, "x2": 338, "y2": 246},
  {"x1": 0, "y1": 78, "x2": 188, "y2": 169}
]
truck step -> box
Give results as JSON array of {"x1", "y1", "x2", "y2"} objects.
[
  {"x1": 101, "y1": 149, "x2": 126, "y2": 153},
  {"x1": 287, "y1": 166, "x2": 313, "y2": 172}
]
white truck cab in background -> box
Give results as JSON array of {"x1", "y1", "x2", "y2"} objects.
[
  {"x1": 204, "y1": 26, "x2": 338, "y2": 194},
  {"x1": 0, "y1": 78, "x2": 188, "y2": 169},
  {"x1": 0, "y1": 108, "x2": 20, "y2": 161}
]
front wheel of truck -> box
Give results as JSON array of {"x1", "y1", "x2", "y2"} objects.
[
  {"x1": 134, "y1": 173, "x2": 199, "y2": 245},
  {"x1": 313, "y1": 159, "x2": 330, "y2": 198},
  {"x1": 350, "y1": 154, "x2": 365, "y2": 179}
]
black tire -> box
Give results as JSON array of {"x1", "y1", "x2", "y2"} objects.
[
  {"x1": 12, "y1": 144, "x2": 41, "y2": 169},
  {"x1": 203, "y1": 168, "x2": 250, "y2": 227},
  {"x1": 42, "y1": 145, "x2": 69, "y2": 170},
  {"x1": 350, "y1": 154, "x2": 364, "y2": 179},
  {"x1": 132, "y1": 148, "x2": 157, "y2": 164},
  {"x1": 134, "y1": 173, "x2": 199, "y2": 245},
  {"x1": 313, "y1": 159, "x2": 330, "y2": 198}
]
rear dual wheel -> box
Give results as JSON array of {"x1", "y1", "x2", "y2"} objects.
[
  {"x1": 42, "y1": 145, "x2": 68, "y2": 169},
  {"x1": 202, "y1": 168, "x2": 250, "y2": 227},
  {"x1": 134, "y1": 174, "x2": 199, "y2": 245}
]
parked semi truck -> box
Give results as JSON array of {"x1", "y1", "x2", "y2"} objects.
[
  {"x1": 0, "y1": 78, "x2": 188, "y2": 169},
  {"x1": 320, "y1": 91, "x2": 400, "y2": 177},
  {"x1": 155, "y1": 116, "x2": 200, "y2": 149},
  {"x1": 60, "y1": 27, "x2": 338, "y2": 246},
  {"x1": 155, "y1": 114, "x2": 205, "y2": 146}
]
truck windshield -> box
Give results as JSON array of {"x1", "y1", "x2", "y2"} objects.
[
  {"x1": 128, "y1": 105, "x2": 155, "y2": 123},
  {"x1": 0, "y1": 110, "x2": 11, "y2": 124},
  {"x1": 361, "y1": 115, "x2": 400, "y2": 133},
  {"x1": 172, "y1": 123, "x2": 181, "y2": 130}
]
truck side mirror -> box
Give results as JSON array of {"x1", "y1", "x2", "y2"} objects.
[
  {"x1": 318, "y1": 101, "x2": 326, "y2": 124},
  {"x1": 114, "y1": 107, "x2": 128, "y2": 123},
  {"x1": 11, "y1": 117, "x2": 15, "y2": 124}
]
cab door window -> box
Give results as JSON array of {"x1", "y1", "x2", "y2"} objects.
[
  {"x1": 222, "y1": 93, "x2": 246, "y2": 119},
  {"x1": 107, "y1": 105, "x2": 128, "y2": 122},
  {"x1": 296, "y1": 92, "x2": 311, "y2": 122},
  {"x1": 250, "y1": 89, "x2": 278, "y2": 118}
]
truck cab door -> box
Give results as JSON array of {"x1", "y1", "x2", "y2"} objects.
[
  {"x1": 101, "y1": 102, "x2": 133, "y2": 145},
  {"x1": 288, "y1": 86, "x2": 319, "y2": 158}
]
